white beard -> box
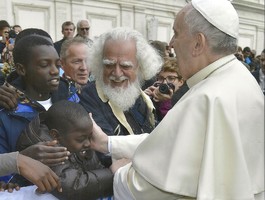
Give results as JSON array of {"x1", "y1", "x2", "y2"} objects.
[{"x1": 102, "y1": 80, "x2": 141, "y2": 111}]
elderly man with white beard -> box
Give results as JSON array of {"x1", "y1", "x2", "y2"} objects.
[{"x1": 79, "y1": 27, "x2": 162, "y2": 167}]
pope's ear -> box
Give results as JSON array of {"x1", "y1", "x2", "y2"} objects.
[
  {"x1": 49, "y1": 129, "x2": 60, "y2": 140},
  {"x1": 192, "y1": 33, "x2": 206, "y2": 56},
  {"x1": 15, "y1": 63, "x2": 26, "y2": 76}
]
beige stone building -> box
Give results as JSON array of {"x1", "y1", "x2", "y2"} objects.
[{"x1": 0, "y1": 0, "x2": 264, "y2": 54}]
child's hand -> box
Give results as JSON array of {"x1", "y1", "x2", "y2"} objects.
[{"x1": 0, "y1": 181, "x2": 20, "y2": 193}]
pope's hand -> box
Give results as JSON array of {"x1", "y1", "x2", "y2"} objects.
[{"x1": 89, "y1": 113, "x2": 109, "y2": 154}]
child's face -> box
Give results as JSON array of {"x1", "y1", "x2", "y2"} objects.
[{"x1": 59, "y1": 116, "x2": 93, "y2": 155}]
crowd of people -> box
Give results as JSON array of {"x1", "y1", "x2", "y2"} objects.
[{"x1": 0, "y1": 0, "x2": 264, "y2": 199}]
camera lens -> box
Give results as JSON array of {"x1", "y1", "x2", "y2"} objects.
[{"x1": 159, "y1": 84, "x2": 170, "y2": 94}]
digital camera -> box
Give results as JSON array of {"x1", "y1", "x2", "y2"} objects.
[{"x1": 154, "y1": 83, "x2": 175, "y2": 95}]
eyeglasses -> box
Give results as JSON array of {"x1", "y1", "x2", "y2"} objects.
[
  {"x1": 80, "y1": 27, "x2": 90, "y2": 31},
  {"x1": 156, "y1": 75, "x2": 179, "y2": 83}
]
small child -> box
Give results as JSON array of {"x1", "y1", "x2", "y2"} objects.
[{"x1": 16, "y1": 100, "x2": 113, "y2": 200}]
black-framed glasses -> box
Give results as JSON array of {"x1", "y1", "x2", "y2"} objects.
[
  {"x1": 156, "y1": 75, "x2": 179, "y2": 83},
  {"x1": 80, "y1": 27, "x2": 90, "y2": 31}
]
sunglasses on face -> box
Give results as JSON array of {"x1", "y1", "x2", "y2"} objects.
[{"x1": 80, "y1": 27, "x2": 90, "y2": 31}]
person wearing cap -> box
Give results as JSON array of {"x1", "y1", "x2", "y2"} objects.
[{"x1": 89, "y1": 0, "x2": 264, "y2": 199}]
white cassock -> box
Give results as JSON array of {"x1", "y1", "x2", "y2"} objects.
[{"x1": 111, "y1": 55, "x2": 264, "y2": 200}]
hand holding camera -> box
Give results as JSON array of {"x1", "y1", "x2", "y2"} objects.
[
  {"x1": 150, "y1": 82, "x2": 175, "y2": 102},
  {"x1": 154, "y1": 82, "x2": 175, "y2": 95}
]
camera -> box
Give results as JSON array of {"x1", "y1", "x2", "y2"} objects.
[
  {"x1": 8, "y1": 30, "x2": 17, "y2": 39},
  {"x1": 154, "y1": 83, "x2": 175, "y2": 94}
]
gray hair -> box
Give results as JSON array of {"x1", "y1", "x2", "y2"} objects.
[
  {"x1": 89, "y1": 27, "x2": 163, "y2": 85},
  {"x1": 60, "y1": 37, "x2": 88, "y2": 60},
  {"x1": 76, "y1": 19, "x2": 90, "y2": 29},
  {"x1": 184, "y1": 4, "x2": 237, "y2": 55}
]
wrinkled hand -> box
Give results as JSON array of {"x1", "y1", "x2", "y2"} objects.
[
  {"x1": 0, "y1": 181, "x2": 20, "y2": 193},
  {"x1": 109, "y1": 158, "x2": 131, "y2": 173},
  {"x1": 17, "y1": 154, "x2": 62, "y2": 193},
  {"x1": 89, "y1": 113, "x2": 109, "y2": 154},
  {"x1": 20, "y1": 140, "x2": 70, "y2": 167},
  {"x1": 0, "y1": 83, "x2": 18, "y2": 110}
]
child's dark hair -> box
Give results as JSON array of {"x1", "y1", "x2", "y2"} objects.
[
  {"x1": 13, "y1": 34, "x2": 54, "y2": 66},
  {"x1": 45, "y1": 100, "x2": 91, "y2": 135}
]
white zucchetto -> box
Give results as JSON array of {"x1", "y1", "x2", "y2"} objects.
[{"x1": 192, "y1": 0, "x2": 239, "y2": 39}]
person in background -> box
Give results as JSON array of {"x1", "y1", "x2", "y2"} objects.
[
  {"x1": 235, "y1": 45, "x2": 250, "y2": 70},
  {"x1": 144, "y1": 57, "x2": 184, "y2": 121},
  {"x1": 80, "y1": 27, "x2": 162, "y2": 167},
  {"x1": 12, "y1": 25, "x2": 22, "y2": 34},
  {"x1": 75, "y1": 19, "x2": 93, "y2": 46},
  {"x1": 0, "y1": 28, "x2": 55, "y2": 87},
  {"x1": 0, "y1": 20, "x2": 11, "y2": 62},
  {"x1": 1, "y1": 29, "x2": 17, "y2": 66},
  {"x1": 150, "y1": 40, "x2": 169, "y2": 58},
  {"x1": 252, "y1": 49, "x2": 265, "y2": 95},
  {"x1": 142, "y1": 40, "x2": 170, "y2": 90},
  {"x1": 53, "y1": 21, "x2": 75, "y2": 56},
  {"x1": 60, "y1": 37, "x2": 90, "y2": 89},
  {"x1": 16, "y1": 100, "x2": 115, "y2": 200},
  {"x1": 54, "y1": 21, "x2": 76, "y2": 76},
  {"x1": 243, "y1": 46, "x2": 252, "y2": 65},
  {"x1": 89, "y1": 0, "x2": 264, "y2": 199},
  {"x1": 0, "y1": 152, "x2": 61, "y2": 193}
]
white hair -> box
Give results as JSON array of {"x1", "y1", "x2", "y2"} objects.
[
  {"x1": 184, "y1": 4, "x2": 237, "y2": 55},
  {"x1": 88, "y1": 27, "x2": 163, "y2": 86},
  {"x1": 101, "y1": 79, "x2": 141, "y2": 111},
  {"x1": 76, "y1": 19, "x2": 90, "y2": 29}
]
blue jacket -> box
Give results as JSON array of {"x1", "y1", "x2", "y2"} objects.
[{"x1": 0, "y1": 76, "x2": 80, "y2": 153}]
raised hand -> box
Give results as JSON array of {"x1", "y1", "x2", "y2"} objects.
[{"x1": 89, "y1": 113, "x2": 109, "y2": 154}]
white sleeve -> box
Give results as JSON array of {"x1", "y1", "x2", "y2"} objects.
[
  {"x1": 113, "y1": 163, "x2": 135, "y2": 200},
  {"x1": 110, "y1": 134, "x2": 148, "y2": 161},
  {"x1": 113, "y1": 163, "x2": 188, "y2": 200}
]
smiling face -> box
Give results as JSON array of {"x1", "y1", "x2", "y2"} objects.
[
  {"x1": 61, "y1": 43, "x2": 89, "y2": 85},
  {"x1": 21, "y1": 45, "x2": 60, "y2": 100},
  {"x1": 102, "y1": 39, "x2": 139, "y2": 89},
  {"x1": 58, "y1": 116, "x2": 93, "y2": 154}
]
